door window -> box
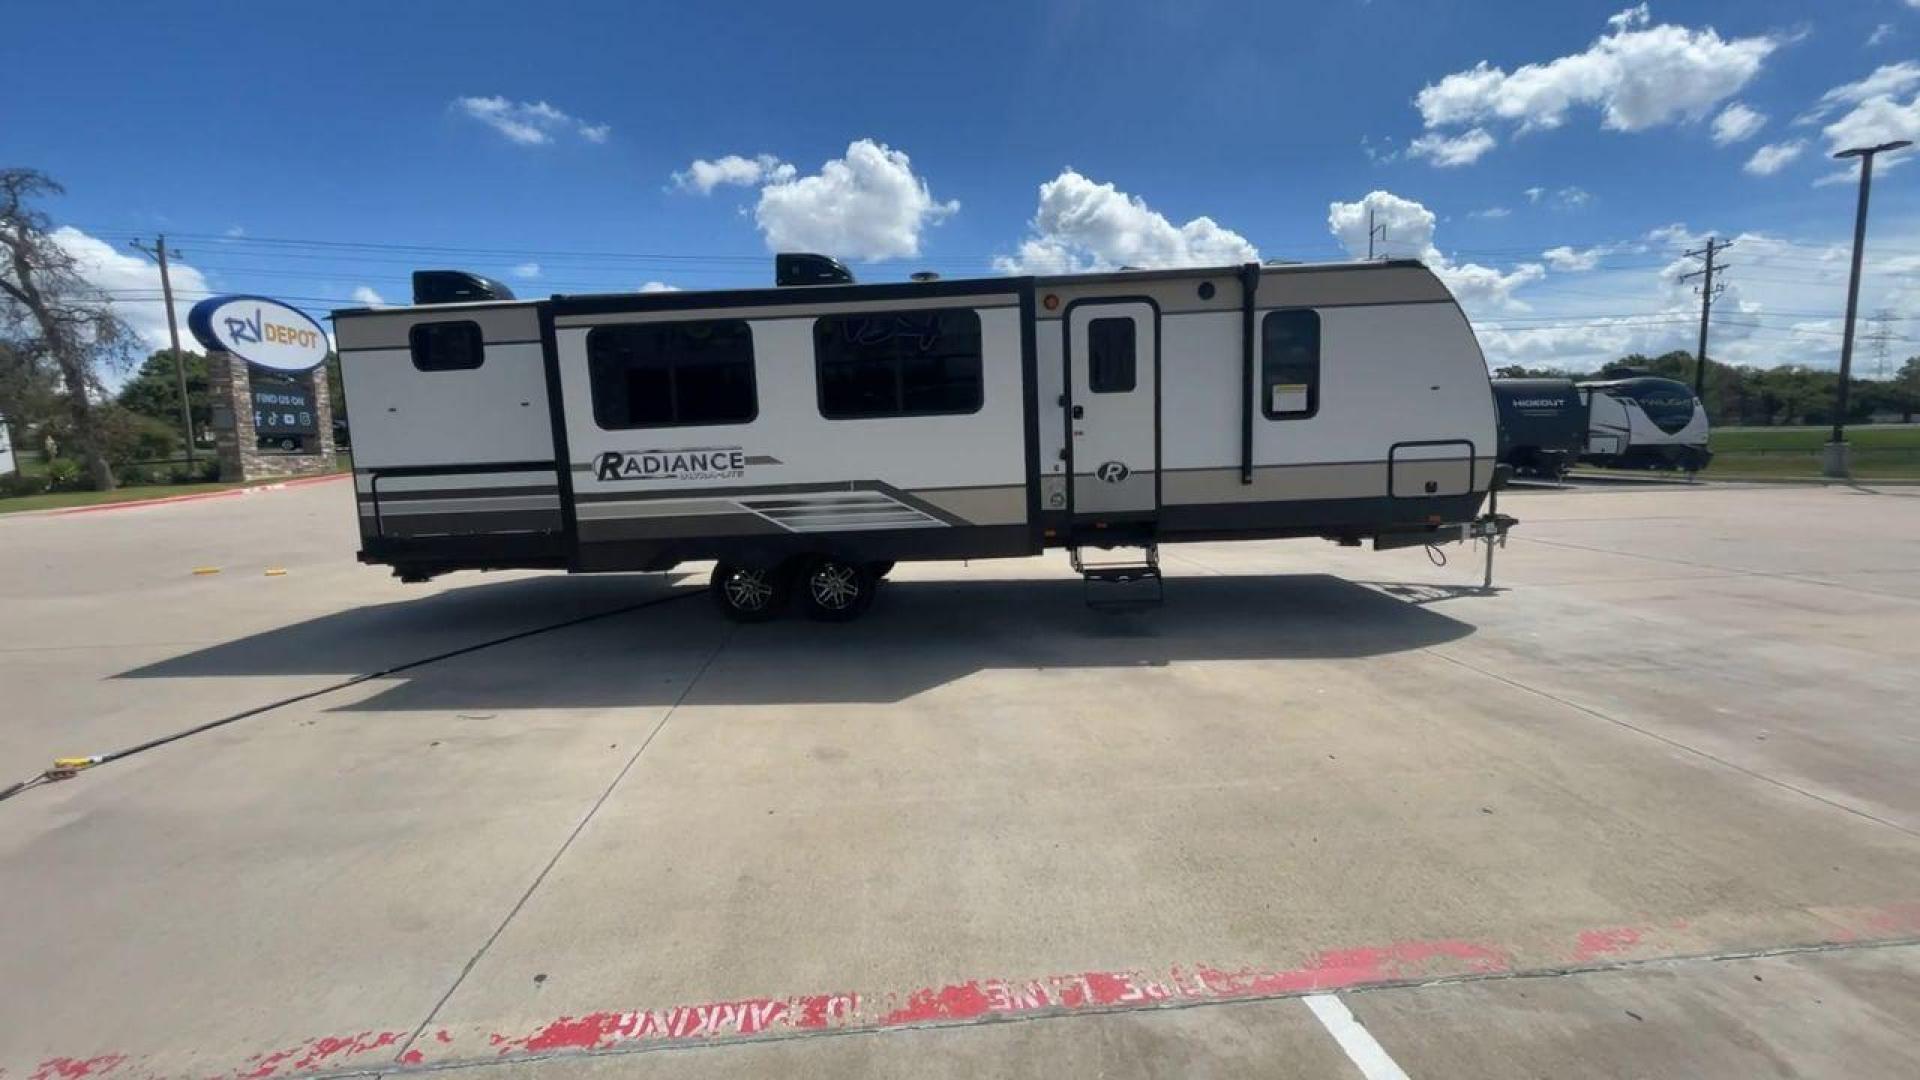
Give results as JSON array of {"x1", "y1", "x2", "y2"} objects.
[{"x1": 1087, "y1": 317, "x2": 1136, "y2": 394}]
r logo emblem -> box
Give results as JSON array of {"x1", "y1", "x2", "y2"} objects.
[{"x1": 1096, "y1": 461, "x2": 1130, "y2": 483}]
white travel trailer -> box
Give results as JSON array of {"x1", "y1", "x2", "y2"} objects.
[
  {"x1": 334, "y1": 257, "x2": 1513, "y2": 620},
  {"x1": 1577, "y1": 376, "x2": 1712, "y2": 472}
]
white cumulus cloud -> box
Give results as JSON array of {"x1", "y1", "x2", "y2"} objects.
[
  {"x1": 1799, "y1": 62, "x2": 1920, "y2": 124},
  {"x1": 1744, "y1": 140, "x2": 1806, "y2": 175},
  {"x1": 1868, "y1": 23, "x2": 1894, "y2": 48},
  {"x1": 672, "y1": 153, "x2": 796, "y2": 194},
  {"x1": 1796, "y1": 63, "x2": 1920, "y2": 184},
  {"x1": 46, "y1": 227, "x2": 212, "y2": 352},
  {"x1": 1407, "y1": 128, "x2": 1498, "y2": 167},
  {"x1": 637, "y1": 281, "x2": 680, "y2": 293},
  {"x1": 1468, "y1": 206, "x2": 1512, "y2": 219},
  {"x1": 996, "y1": 169, "x2": 1259, "y2": 274},
  {"x1": 351, "y1": 285, "x2": 387, "y2": 307},
  {"x1": 511, "y1": 262, "x2": 540, "y2": 279},
  {"x1": 452, "y1": 96, "x2": 610, "y2": 146},
  {"x1": 1542, "y1": 245, "x2": 1610, "y2": 272},
  {"x1": 1711, "y1": 101, "x2": 1767, "y2": 145},
  {"x1": 1411, "y1": 4, "x2": 1780, "y2": 166},
  {"x1": 1822, "y1": 91, "x2": 1920, "y2": 155},
  {"x1": 1326, "y1": 191, "x2": 1544, "y2": 311},
  {"x1": 750, "y1": 140, "x2": 958, "y2": 261}
]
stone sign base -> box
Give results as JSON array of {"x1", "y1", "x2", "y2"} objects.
[{"x1": 206, "y1": 349, "x2": 337, "y2": 482}]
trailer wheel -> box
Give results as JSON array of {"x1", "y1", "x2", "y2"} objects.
[
  {"x1": 710, "y1": 562, "x2": 789, "y2": 623},
  {"x1": 797, "y1": 557, "x2": 876, "y2": 622}
]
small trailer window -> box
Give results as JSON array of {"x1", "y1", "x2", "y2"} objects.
[
  {"x1": 815, "y1": 309, "x2": 983, "y2": 419},
  {"x1": 1260, "y1": 309, "x2": 1320, "y2": 420},
  {"x1": 410, "y1": 321, "x2": 484, "y2": 372},
  {"x1": 587, "y1": 319, "x2": 757, "y2": 429},
  {"x1": 1087, "y1": 317, "x2": 1136, "y2": 394}
]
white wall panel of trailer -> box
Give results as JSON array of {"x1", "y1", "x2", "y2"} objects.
[
  {"x1": 336, "y1": 305, "x2": 554, "y2": 469},
  {"x1": 549, "y1": 285, "x2": 1035, "y2": 565},
  {"x1": 335, "y1": 303, "x2": 564, "y2": 552}
]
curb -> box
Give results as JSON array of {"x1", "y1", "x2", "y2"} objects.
[{"x1": 47, "y1": 472, "x2": 350, "y2": 516}]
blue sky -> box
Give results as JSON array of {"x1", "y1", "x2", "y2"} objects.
[{"x1": 3, "y1": 0, "x2": 1918, "y2": 373}]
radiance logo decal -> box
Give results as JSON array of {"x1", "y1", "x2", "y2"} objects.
[{"x1": 594, "y1": 446, "x2": 780, "y2": 483}]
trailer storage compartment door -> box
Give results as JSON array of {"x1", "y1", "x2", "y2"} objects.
[{"x1": 1388, "y1": 439, "x2": 1475, "y2": 498}]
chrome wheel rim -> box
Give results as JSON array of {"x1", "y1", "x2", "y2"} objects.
[
  {"x1": 809, "y1": 562, "x2": 861, "y2": 610},
  {"x1": 723, "y1": 569, "x2": 774, "y2": 611}
]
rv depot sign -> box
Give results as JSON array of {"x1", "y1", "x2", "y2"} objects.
[
  {"x1": 187, "y1": 295, "x2": 328, "y2": 372},
  {"x1": 184, "y1": 294, "x2": 337, "y2": 482}
]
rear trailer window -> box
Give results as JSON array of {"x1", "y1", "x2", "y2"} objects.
[
  {"x1": 1260, "y1": 309, "x2": 1320, "y2": 419},
  {"x1": 588, "y1": 319, "x2": 757, "y2": 429},
  {"x1": 409, "y1": 321, "x2": 484, "y2": 372},
  {"x1": 815, "y1": 309, "x2": 983, "y2": 419}
]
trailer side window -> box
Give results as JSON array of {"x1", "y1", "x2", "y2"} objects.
[
  {"x1": 814, "y1": 309, "x2": 983, "y2": 419},
  {"x1": 410, "y1": 321, "x2": 484, "y2": 372},
  {"x1": 1087, "y1": 317, "x2": 1136, "y2": 393},
  {"x1": 587, "y1": 319, "x2": 757, "y2": 429},
  {"x1": 1261, "y1": 309, "x2": 1320, "y2": 420}
]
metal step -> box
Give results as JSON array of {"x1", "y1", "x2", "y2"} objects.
[{"x1": 1071, "y1": 545, "x2": 1163, "y2": 607}]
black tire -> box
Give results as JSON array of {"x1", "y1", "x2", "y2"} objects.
[
  {"x1": 710, "y1": 562, "x2": 789, "y2": 623},
  {"x1": 796, "y1": 556, "x2": 876, "y2": 622}
]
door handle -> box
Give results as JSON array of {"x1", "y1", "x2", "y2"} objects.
[{"x1": 1071, "y1": 405, "x2": 1085, "y2": 419}]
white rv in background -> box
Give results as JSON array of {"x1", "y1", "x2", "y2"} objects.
[
  {"x1": 0, "y1": 416, "x2": 15, "y2": 477},
  {"x1": 1578, "y1": 376, "x2": 1712, "y2": 472},
  {"x1": 334, "y1": 256, "x2": 1513, "y2": 621}
]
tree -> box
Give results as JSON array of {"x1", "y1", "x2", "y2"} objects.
[
  {"x1": 119, "y1": 347, "x2": 210, "y2": 440},
  {"x1": 0, "y1": 169, "x2": 136, "y2": 489},
  {"x1": 1492, "y1": 364, "x2": 1569, "y2": 379},
  {"x1": 324, "y1": 351, "x2": 346, "y2": 426},
  {"x1": 0, "y1": 338, "x2": 58, "y2": 432},
  {"x1": 1896, "y1": 357, "x2": 1920, "y2": 424}
]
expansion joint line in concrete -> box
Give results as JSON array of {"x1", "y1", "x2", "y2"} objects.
[
  {"x1": 1421, "y1": 647, "x2": 1920, "y2": 842},
  {"x1": 388, "y1": 622, "x2": 739, "y2": 1068}
]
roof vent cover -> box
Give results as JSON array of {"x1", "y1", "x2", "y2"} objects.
[
  {"x1": 412, "y1": 271, "x2": 516, "y2": 305},
  {"x1": 775, "y1": 253, "x2": 855, "y2": 287}
]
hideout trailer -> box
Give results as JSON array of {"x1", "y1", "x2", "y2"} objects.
[
  {"x1": 1491, "y1": 377, "x2": 1585, "y2": 479},
  {"x1": 334, "y1": 256, "x2": 1515, "y2": 621}
]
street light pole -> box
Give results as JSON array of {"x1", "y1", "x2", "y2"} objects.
[{"x1": 1826, "y1": 138, "x2": 1912, "y2": 478}]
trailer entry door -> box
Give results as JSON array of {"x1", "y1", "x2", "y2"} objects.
[{"x1": 1066, "y1": 300, "x2": 1157, "y2": 517}]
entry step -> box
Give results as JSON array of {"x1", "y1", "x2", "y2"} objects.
[{"x1": 1070, "y1": 545, "x2": 1163, "y2": 607}]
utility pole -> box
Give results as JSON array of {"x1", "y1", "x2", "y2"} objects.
[
  {"x1": 1366, "y1": 208, "x2": 1387, "y2": 260},
  {"x1": 1679, "y1": 237, "x2": 1729, "y2": 399},
  {"x1": 128, "y1": 235, "x2": 196, "y2": 469},
  {"x1": 1827, "y1": 138, "x2": 1912, "y2": 478}
]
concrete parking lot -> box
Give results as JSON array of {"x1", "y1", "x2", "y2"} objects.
[{"x1": 2, "y1": 476, "x2": 1918, "y2": 1078}]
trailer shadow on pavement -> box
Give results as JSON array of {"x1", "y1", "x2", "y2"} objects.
[{"x1": 117, "y1": 570, "x2": 1475, "y2": 710}]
